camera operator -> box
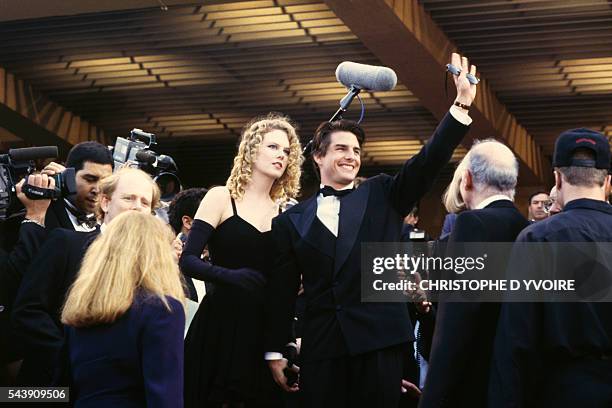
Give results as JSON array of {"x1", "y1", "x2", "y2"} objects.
[
  {"x1": 1, "y1": 175, "x2": 55, "y2": 381},
  {"x1": 40, "y1": 141, "x2": 113, "y2": 232},
  {"x1": 11, "y1": 168, "x2": 160, "y2": 386}
]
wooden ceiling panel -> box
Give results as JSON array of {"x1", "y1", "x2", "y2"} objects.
[
  {"x1": 420, "y1": 0, "x2": 612, "y2": 156},
  {"x1": 1, "y1": 0, "x2": 610, "y2": 187}
]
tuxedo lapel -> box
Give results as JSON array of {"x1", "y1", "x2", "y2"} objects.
[
  {"x1": 334, "y1": 182, "x2": 369, "y2": 275},
  {"x1": 288, "y1": 195, "x2": 334, "y2": 257},
  {"x1": 288, "y1": 195, "x2": 317, "y2": 238},
  {"x1": 47, "y1": 200, "x2": 73, "y2": 230}
]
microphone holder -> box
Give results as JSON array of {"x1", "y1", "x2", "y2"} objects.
[
  {"x1": 303, "y1": 85, "x2": 363, "y2": 155},
  {"x1": 329, "y1": 85, "x2": 362, "y2": 122}
]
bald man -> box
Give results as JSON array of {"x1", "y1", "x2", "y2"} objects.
[{"x1": 420, "y1": 140, "x2": 529, "y2": 408}]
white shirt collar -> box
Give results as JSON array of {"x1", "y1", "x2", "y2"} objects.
[{"x1": 475, "y1": 194, "x2": 512, "y2": 210}]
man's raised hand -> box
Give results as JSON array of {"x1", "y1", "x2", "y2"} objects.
[{"x1": 451, "y1": 52, "x2": 477, "y2": 107}]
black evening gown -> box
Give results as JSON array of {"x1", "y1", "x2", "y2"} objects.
[{"x1": 184, "y1": 199, "x2": 281, "y2": 407}]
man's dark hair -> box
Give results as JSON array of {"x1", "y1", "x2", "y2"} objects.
[
  {"x1": 528, "y1": 191, "x2": 549, "y2": 205},
  {"x1": 66, "y1": 141, "x2": 113, "y2": 172},
  {"x1": 557, "y1": 148, "x2": 609, "y2": 188},
  {"x1": 311, "y1": 119, "x2": 366, "y2": 158},
  {"x1": 167, "y1": 188, "x2": 208, "y2": 234}
]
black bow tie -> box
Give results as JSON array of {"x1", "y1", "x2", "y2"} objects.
[
  {"x1": 320, "y1": 186, "x2": 353, "y2": 198},
  {"x1": 65, "y1": 200, "x2": 98, "y2": 229},
  {"x1": 77, "y1": 214, "x2": 98, "y2": 229}
]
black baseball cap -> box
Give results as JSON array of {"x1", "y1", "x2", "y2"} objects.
[{"x1": 553, "y1": 128, "x2": 610, "y2": 170}]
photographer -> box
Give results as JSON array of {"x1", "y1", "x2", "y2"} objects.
[
  {"x1": 40, "y1": 141, "x2": 113, "y2": 231},
  {"x1": 1, "y1": 175, "x2": 55, "y2": 381}
]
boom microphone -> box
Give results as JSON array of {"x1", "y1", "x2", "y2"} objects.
[
  {"x1": 335, "y1": 61, "x2": 397, "y2": 92},
  {"x1": 6, "y1": 146, "x2": 58, "y2": 162}
]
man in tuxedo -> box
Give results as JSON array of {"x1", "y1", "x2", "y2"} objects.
[
  {"x1": 264, "y1": 52, "x2": 476, "y2": 408},
  {"x1": 42, "y1": 141, "x2": 113, "y2": 232},
  {"x1": 11, "y1": 168, "x2": 160, "y2": 385},
  {"x1": 1, "y1": 175, "x2": 55, "y2": 380},
  {"x1": 419, "y1": 140, "x2": 529, "y2": 408},
  {"x1": 490, "y1": 129, "x2": 612, "y2": 407}
]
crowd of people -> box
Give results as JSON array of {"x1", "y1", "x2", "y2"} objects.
[{"x1": 0, "y1": 52, "x2": 610, "y2": 408}]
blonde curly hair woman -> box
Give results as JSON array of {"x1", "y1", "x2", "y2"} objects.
[{"x1": 180, "y1": 112, "x2": 303, "y2": 407}]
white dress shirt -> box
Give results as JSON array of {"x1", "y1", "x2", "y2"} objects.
[{"x1": 316, "y1": 182, "x2": 355, "y2": 236}]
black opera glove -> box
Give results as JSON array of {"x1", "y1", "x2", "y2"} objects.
[{"x1": 179, "y1": 219, "x2": 266, "y2": 293}]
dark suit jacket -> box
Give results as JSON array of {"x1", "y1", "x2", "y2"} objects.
[
  {"x1": 0, "y1": 200, "x2": 75, "y2": 368},
  {"x1": 265, "y1": 112, "x2": 470, "y2": 362},
  {"x1": 45, "y1": 199, "x2": 76, "y2": 231},
  {"x1": 0, "y1": 223, "x2": 48, "y2": 364},
  {"x1": 490, "y1": 199, "x2": 612, "y2": 408},
  {"x1": 64, "y1": 294, "x2": 185, "y2": 408},
  {"x1": 11, "y1": 228, "x2": 99, "y2": 385},
  {"x1": 419, "y1": 200, "x2": 528, "y2": 408}
]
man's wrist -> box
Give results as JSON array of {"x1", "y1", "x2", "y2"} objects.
[
  {"x1": 454, "y1": 96, "x2": 472, "y2": 108},
  {"x1": 453, "y1": 101, "x2": 471, "y2": 112}
]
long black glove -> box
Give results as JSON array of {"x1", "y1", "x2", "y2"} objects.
[{"x1": 179, "y1": 219, "x2": 266, "y2": 292}]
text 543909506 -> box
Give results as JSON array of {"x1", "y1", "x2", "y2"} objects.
[{"x1": 1, "y1": 387, "x2": 69, "y2": 402}]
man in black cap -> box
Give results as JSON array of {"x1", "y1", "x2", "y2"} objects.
[{"x1": 489, "y1": 128, "x2": 612, "y2": 407}]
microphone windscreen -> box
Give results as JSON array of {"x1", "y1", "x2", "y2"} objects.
[
  {"x1": 8, "y1": 146, "x2": 58, "y2": 162},
  {"x1": 335, "y1": 61, "x2": 397, "y2": 92}
]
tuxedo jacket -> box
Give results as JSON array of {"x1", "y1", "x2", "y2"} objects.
[
  {"x1": 0, "y1": 200, "x2": 75, "y2": 368},
  {"x1": 420, "y1": 200, "x2": 528, "y2": 408},
  {"x1": 264, "y1": 112, "x2": 469, "y2": 363},
  {"x1": 0, "y1": 223, "x2": 48, "y2": 364},
  {"x1": 11, "y1": 228, "x2": 99, "y2": 385},
  {"x1": 45, "y1": 199, "x2": 76, "y2": 231}
]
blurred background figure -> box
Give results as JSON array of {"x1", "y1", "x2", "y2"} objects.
[
  {"x1": 353, "y1": 176, "x2": 367, "y2": 187},
  {"x1": 400, "y1": 205, "x2": 431, "y2": 242},
  {"x1": 61, "y1": 211, "x2": 186, "y2": 407},
  {"x1": 527, "y1": 191, "x2": 550, "y2": 223},
  {"x1": 547, "y1": 186, "x2": 562, "y2": 216},
  {"x1": 168, "y1": 187, "x2": 209, "y2": 303}
]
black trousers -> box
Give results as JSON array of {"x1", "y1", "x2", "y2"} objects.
[{"x1": 300, "y1": 343, "x2": 406, "y2": 408}]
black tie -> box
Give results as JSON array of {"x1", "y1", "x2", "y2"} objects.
[
  {"x1": 65, "y1": 200, "x2": 98, "y2": 229},
  {"x1": 77, "y1": 213, "x2": 98, "y2": 229},
  {"x1": 320, "y1": 185, "x2": 353, "y2": 198}
]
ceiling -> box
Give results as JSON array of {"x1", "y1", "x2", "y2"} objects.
[
  {"x1": 421, "y1": 0, "x2": 612, "y2": 154},
  {"x1": 0, "y1": 0, "x2": 610, "y2": 190}
]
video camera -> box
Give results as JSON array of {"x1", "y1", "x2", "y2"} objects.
[
  {"x1": 111, "y1": 128, "x2": 181, "y2": 201},
  {"x1": 0, "y1": 146, "x2": 77, "y2": 221}
]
